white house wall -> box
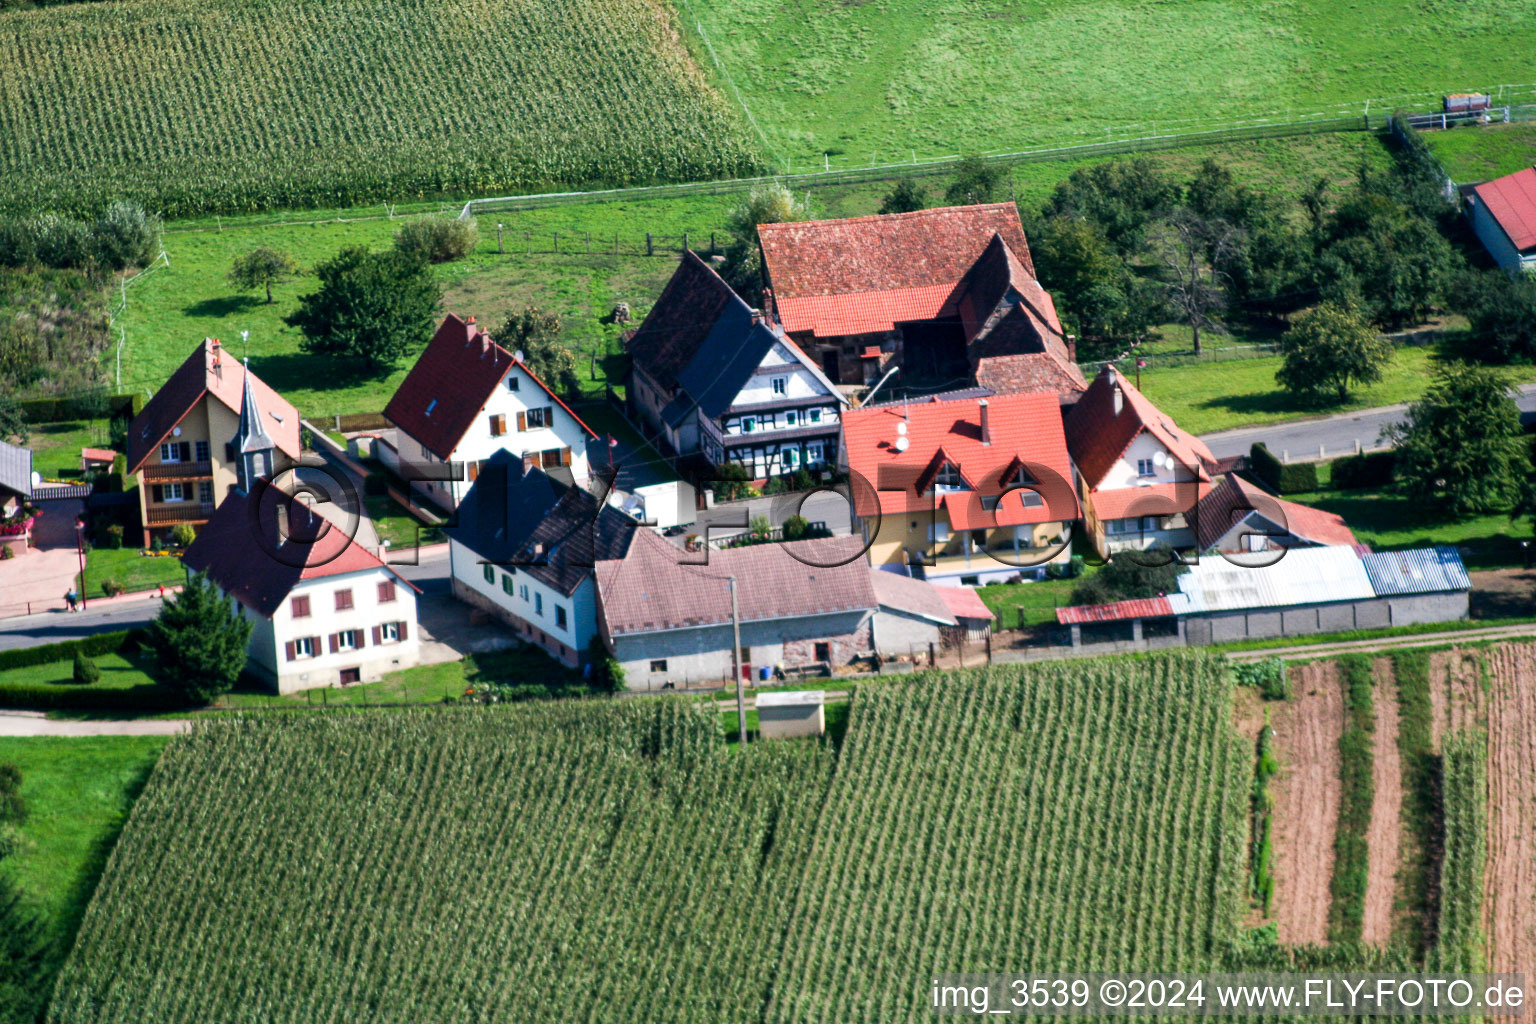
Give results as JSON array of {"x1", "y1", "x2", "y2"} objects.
[
  {"x1": 1467, "y1": 193, "x2": 1536, "y2": 278},
  {"x1": 449, "y1": 537, "x2": 595, "y2": 665},
  {"x1": 263, "y1": 566, "x2": 421, "y2": 693},
  {"x1": 1097, "y1": 433, "x2": 1199, "y2": 491}
]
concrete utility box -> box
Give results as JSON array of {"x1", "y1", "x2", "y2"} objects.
[{"x1": 756, "y1": 690, "x2": 825, "y2": 739}]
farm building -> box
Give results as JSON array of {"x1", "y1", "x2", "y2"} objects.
[
  {"x1": 756, "y1": 203, "x2": 1084, "y2": 398},
  {"x1": 840, "y1": 391, "x2": 1080, "y2": 585},
  {"x1": 1054, "y1": 544, "x2": 1470, "y2": 649},
  {"x1": 383, "y1": 315, "x2": 595, "y2": 510},
  {"x1": 869, "y1": 567, "x2": 959, "y2": 658},
  {"x1": 595, "y1": 531, "x2": 878, "y2": 688},
  {"x1": 625, "y1": 250, "x2": 847, "y2": 480},
  {"x1": 937, "y1": 585, "x2": 996, "y2": 639},
  {"x1": 1465, "y1": 166, "x2": 1536, "y2": 277},
  {"x1": 755, "y1": 690, "x2": 825, "y2": 739}
]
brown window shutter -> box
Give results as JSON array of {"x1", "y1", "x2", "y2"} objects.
[
  {"x1": 467, "y1": 461, "x2": 479, "y2": 482},
  {"x1": 398, "y1": 620, "x2": 408, "y2": 641},
  {"x1": 152, "y1": 485, "x2": 163, "y2": 502},
  {"x1": 546, "y1": 406, "x2": 554, "y2": 425},
  {"x1": 356, "y1": 629, "x2": 366, "y2": 648},
  {"x1": 372, "y1": 626, "x2": 382, "y2": 646},
  {"x1": 285, "y1": 640, "x2": 296, "y2": 661},
  {"x1": 517, "y1": 412, "x2": 527, "y2": 431},
  {"x1": 561, "y1": 447, "x2": 572, "y2": 467},
  {"x1": 328, "y1": 633, "x2": 338, "y2": 654}
]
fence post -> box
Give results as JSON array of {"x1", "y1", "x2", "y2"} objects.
[
  {"x1": 614, "y1": 232, "x2": 619, "y2": 255},
  {"x1": 585, "y1": 231, "x2": 591, "y2": 254},
  {"x1": 683, "y1": 231, "x2": 689, "y2": 252},
  {"x1": 497, "y1": 223, "x2": 504, "y2": 254},
  {"x1": 710, "y1": 232, "x2": 716, "y2": 254},
  {"x1": 554, "y1": 232, "x2": 559, "y2": 254},
  {"x1": 526, "y1": 232, "x2": 532, "y2": 256},
  {"x1": 646, "y1": 233, "x2": 653, "y2": 256}
]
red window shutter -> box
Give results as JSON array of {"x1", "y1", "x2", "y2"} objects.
[
  {"x1": 516, "y1": 411, "x2": 527, "y2": 432},
  {"x1": 285, "y1": 640, "x2": 296, "y2": 661},
  {"x1": 378, "y1": 581, "x2": 395, "y2": 603},
  {"x1": 328, "y1": 633, "x2": 338, "y2": 654},
  {"x1": 372, "y1": 626, "x2": 382, "y2": 646},
  {"x1": 398, "y1": 620, "x2": 408, "y2": 641}
]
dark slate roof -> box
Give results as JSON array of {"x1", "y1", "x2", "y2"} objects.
[
  {"x1": 447, "y1": 449, "x2": 637, "y2": 597},
  {"x1": 626, "y1": 252, "x2": 738, "y2": 393},
  {"x1": 0, "y1": 441, "x2": 32, "y2": 499}
]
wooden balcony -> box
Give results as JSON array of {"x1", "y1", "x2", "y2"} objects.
[
  {"x1": 142, "y1": 460, "x2": 212, "y2": 482},
  {"x1": 146, "y1": 502, "x2": 215, "y2": 526}
]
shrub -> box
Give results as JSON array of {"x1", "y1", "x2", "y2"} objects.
[
  {"x1": 710, "y1": 463, "x2": 754, "y2": 503},
  {"x1": 72, "y1": 652, "x2": 101, "y2": 685},
  {"x1": 171, "y1": 523, "x2": 196, "y2": 548},
  {"x1": 90, "y1": 200, "x2": 161, "y2": 271},
  {"x1": 1071, "y1": 543, "x2": 1186, "y2": 605},
  {"x1": 104, "y1": 523, "x2": 124, "y2": 549},
  {"x1": 782, "y1": 515, "x2": 810, "y2": 541},
  {"x1": 0, "y1": 546, "x2": 11, "y2": 561},
  {"x1": 1330, "y1": 450, "x2": 1396, "y2": 490},
  {"x1": 1247, "y1": 442, "x2": 1316, "y2": 494},
  {"x1": 394, "y1": 215, "x2": 479, "y2": 264},
  {"x1": 1233, "y1": 657, "x2": 1288, "y2": 700},
  {"x1": 100, "y1": 578, "x2": 125, "y2": 597},
  {"x1": 142, "y1": 572, "x2": 253, "y2": 704},
  {"x1": 0, "y1": 629, "x2": 138, "y2": 672}
]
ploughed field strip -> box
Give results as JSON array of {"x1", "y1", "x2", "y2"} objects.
[
  {"x1": 0, "y1": 0, "x2": 760, "y2": 217},
  {"x1": 46, "y1": 654, "x2": 1248, "y2": 1024}
]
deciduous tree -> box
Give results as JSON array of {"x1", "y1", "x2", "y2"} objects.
[
  {"x1": 1147, "y1": 210, "x2": 1240, "y2": 355},
  {"x1": 493, "y1": 306, "x2": 580, "y2": 398},
  {"x1": 228, "y1": 246, "x2": 297, "y2": 303},
  {"x1": 723, "y1": 183, "x2": 811, "y2": 298},
  {"x1": 1275, "y1": 302, "x2": 1392, "y2": 403},
  {"x1": 879, "y1": 178, "x2": 927, "y2": 215},
  {"x1": 286, "y1": 247, "x2": 440, "y2": 372}
]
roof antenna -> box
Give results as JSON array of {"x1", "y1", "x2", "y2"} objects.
[{"x1": 240, "y1": 329, "x2": 250, "y2": 363}]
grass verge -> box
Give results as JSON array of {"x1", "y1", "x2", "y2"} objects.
[
  {"x1": 1329, "y1": 653, "x2": 1375, "y2": 944},
  {"x1": 79, "y1": 547, "x2": 184, "y2": 598}
]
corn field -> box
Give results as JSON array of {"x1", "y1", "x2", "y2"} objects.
[
  {"x1": 0, "y1": 0, "x2": 763, "y2": 219},
  {"x1": 46, "y1": 702, "x2": 832, "y2": 1024},
  {"x1": 766, "y1": 654, "x2": 1249, "y2": 1022}
]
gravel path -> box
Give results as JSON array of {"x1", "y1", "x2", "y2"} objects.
[{"x1": 0, "y1": 711, "x2": 189, "y2": 737}]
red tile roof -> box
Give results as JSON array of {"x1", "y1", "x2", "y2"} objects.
[
  {"x1": 1196, "y1": 475, "x2": 1358, "y2": 551},
  {"x1": 1056, "y1": 596, "x2": 1172, "y2": 625},
  {"x1": 936, "y1": 585, "x2": 995, "y2": 622},
  {"x1": 81, "y1": 448, "x2": 116, "y2": 463},
  {"x1": 127, "y1": 339, "x2": 301, "y2": 473},
  {"x1": 182, "y1": 484, "x2": 415, "y2": 619},
  {"x1": 1472, "y1": 167, "x2": 1536, "y2": 252},
  {"x1": 869, "y1": 569, "x2": 957, "y2": 625},
  {"x1": 595, "y1": 530, "x2": 876, "y2": 637},
  {"x1": 1064, "y1": 365, "x2": 1216, "y2": 490},
  {"x1": 384, "y1": 315, "x2": 594, "y2": 461},
  {"x1": 841, "y1": 392, "x2": 1077, "y2": 522},
  {"x1": 760, "y1": 203, "x2": 1036, "y2": 337},
  {"x1": 973, "y1": 353, "x2": 1086, "y2": 399},
  {"x1": 1089, "y1": 480, "x2": 1209, "y2": 523}
]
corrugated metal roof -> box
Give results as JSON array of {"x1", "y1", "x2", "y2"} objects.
[
  {"x1": 0, "y1": 441, "x2": 32, "y2": 498},
  {"x1": 1177, "y1": 545, "x2": 1375, "y2": 612},
  {"x1": 1057, "y1": 596, "x2": 1172, "y2": 625},
  {"x1": 1361, "y1": 546, "x2": 1471, "y2": 596}
]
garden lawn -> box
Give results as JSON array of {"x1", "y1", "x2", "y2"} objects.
[
  {"x1": 686, "y1": 0, "x2": 1536, "y2": 168},
  {"x1": 0, "y1": 652, "x2": 155, "y2": 693},
  {"x1": 1286, "y1": 488, "x2": 1529, "y2": 569},
  {"x1": 22, "y1": 420, "x2": 109, "y2": 481},
  {"x1": 0, "y1": 736, "x2": 167, "y2": 951},
  {"x1": 977, "y1": 574, "x2": 1089, "y2": 630},
  {"x1": 1139, "y1": 344, "x2": 1536, "y2": 437},
  {"x1": 1425, "y1": 122, "x2": 1536, "y2": 183},
  {"x1": 364, "y1": 494, "x2": 442, "y2": 551},
  {"x1": 79, "y1": 547, "x2": 185, "y2": 598}
]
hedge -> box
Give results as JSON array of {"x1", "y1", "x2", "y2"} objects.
[
  {"x1": 18, "y1": 392, "x2": 140, "y2": 425},
  {"x1": 1249, "y1": 443, "x2": 1318, "y2": 494},
  {"x1": 0, "y1": 629, "x2": 140, "y2": 672},
  {"x1": 1330, "y1": 450, "x2": 1396, "y2": 490},
  {"x1": 0, "y1": 682, "x2": 185, "y2": 714}
]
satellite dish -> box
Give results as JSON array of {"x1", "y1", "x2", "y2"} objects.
[
  {"x1": 172, "y1": 427, "x2": 182, "y2": 437},
  {"x1": 514, "y1": 350, "x2": 525, "y2": 363},
  {"x1": 1152, "y1": 450, "x2": 1165, "y2": 468},
  {"x1": 896, "y1": 421, "x2": 907, "y2": 436},
  {"x1": 894, "y1": 436, "x2": 910, "y2": 453}
]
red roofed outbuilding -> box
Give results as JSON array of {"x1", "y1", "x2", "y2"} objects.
[
  {"x1": 1195, "y1": 474, "x2": 1359, "y2": 555},
  {"x1": 839, "y1": 390, "x2": 1079, "y2": 585},
  {"x1": 1466, "y1": 166, "x2": 1536, "y2": 277}
]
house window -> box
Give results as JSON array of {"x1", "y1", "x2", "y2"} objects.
[
  {"x1": 483, "y1": 564, "x2": 495, "y2": 584},
  {"x1": 197, "y1": 481, "x2": 214, "y2": 504},
  {"x1": 808, "y1": 408, "x2": 823, "y2": 424},
  {"x1": 785, "y1": 447, "x2": 800, "y2": 468},
  {"x1": 193, "y1": 440, "x2": 210, "y2": 462},
  {"x1": 506, "y1": 376, "x2": 520, "y2": 391},
  {"x1": 935, "y1": 463, "x2": 963, "y2": 488},
  {"x1": 421, "y1": 441, "x2": 433, "y2": 459},
  {"x1": 160, "y1": 482, "x2": 186, "y2": 503},
  {"x1": 525, "y1": 407, "x2": 551, "y2": 429},
  {"x1": 1137, "y1": 458, "x2": 1156, "y2": 477},
  {"x1": 535, "y1": 593, "x2": 543, "y2": 616},
  {"x1": 806, "y1": 442, "x2": 824, "y2": 464},
  {"x1": 814, "y1": 642, "x2": 831, "y2": 662},
  {"x1": 380, "y1": 621, "x2": 401, "y2": 642},
  {"x1": 335, "y1": 589, "x2": 354, "y2": 611},
  {"x1": 650, "y1": 660, "x2": 667, "y2": 673},
  {"x1": 540, "y1": 448, "x2": 569, "y2": 469},
  {"x1": 293, "y1": 636, "x2": 316, "y2": 659},
  {"x1": 741, "y1": 416, "x2": 756, "y2": 434},
  {"x1": 785, "y1": 410, "x2": 797, "y2": 427},
  {"x1": 771, "y1": 376, "x2": 787, "y2": 395},
  {"x1": 159, "y1": 441, "x2": 188, "y2": 463},
  {"x1": 502, "y1": 573, "x2": 514, "y2": 596},
  {"x1": 339, "y1": 668, "x2": 361, "y2": 685},
  {"x1": 555, "y1": 606, "x2": 568, "y2": 630},
  {"x1": 928, "y1": 520, "x2": 950, "y2": 543},
  {"x1": 490, "y1": 414, "x2": 507, "y2": 437},
  {"x1": 520, "y1": 584, "x2": 529, "y2": 601},
  {"x1": 291, "y1": 595, "x2": 311, "y2": 618},
  {"x1": 336, "y1": 629, "x2": 360, "y2": 651}
]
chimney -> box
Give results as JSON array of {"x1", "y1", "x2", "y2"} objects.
[
  {"x1": 1066, "y1": 333, "x2": 1077, "y2": 362},
  {"x1": 466, "y1": 315, "x2": 476, "y2": 325},
  {"x1": 522, "y1": 451, "x2": 536, "y2": 475},
  {"x1": 978, "y1": 398, "x2": 991, "y2": 446},
  {"x1": 1108, "y1": 365, "x2": 1123, "y2": 416}
]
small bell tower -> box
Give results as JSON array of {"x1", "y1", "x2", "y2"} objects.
[{"x1": 233, "y1": 358, "x2": 275, "y2": 494}]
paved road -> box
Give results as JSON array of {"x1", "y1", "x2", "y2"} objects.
[
  {"x1": 1200, "y1": 382, "x2": 1536, "y2": 462},
  {"x1": 692, "y1": 488, "x2": 855, "y2": 539},
  {"x1": 0, "y1": 710, "x2": 189, "y2": 737},
  {"x1": 0, "y1": 547, "x2": 451, "y2": 653}
]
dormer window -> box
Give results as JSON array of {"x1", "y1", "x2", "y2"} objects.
[
  {"x1": 1011, "y1": 465, "x2": 1037, "y2": 487},
  {"x1": 935, "y1": 463, "x2": 965, "y2": 489}
]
